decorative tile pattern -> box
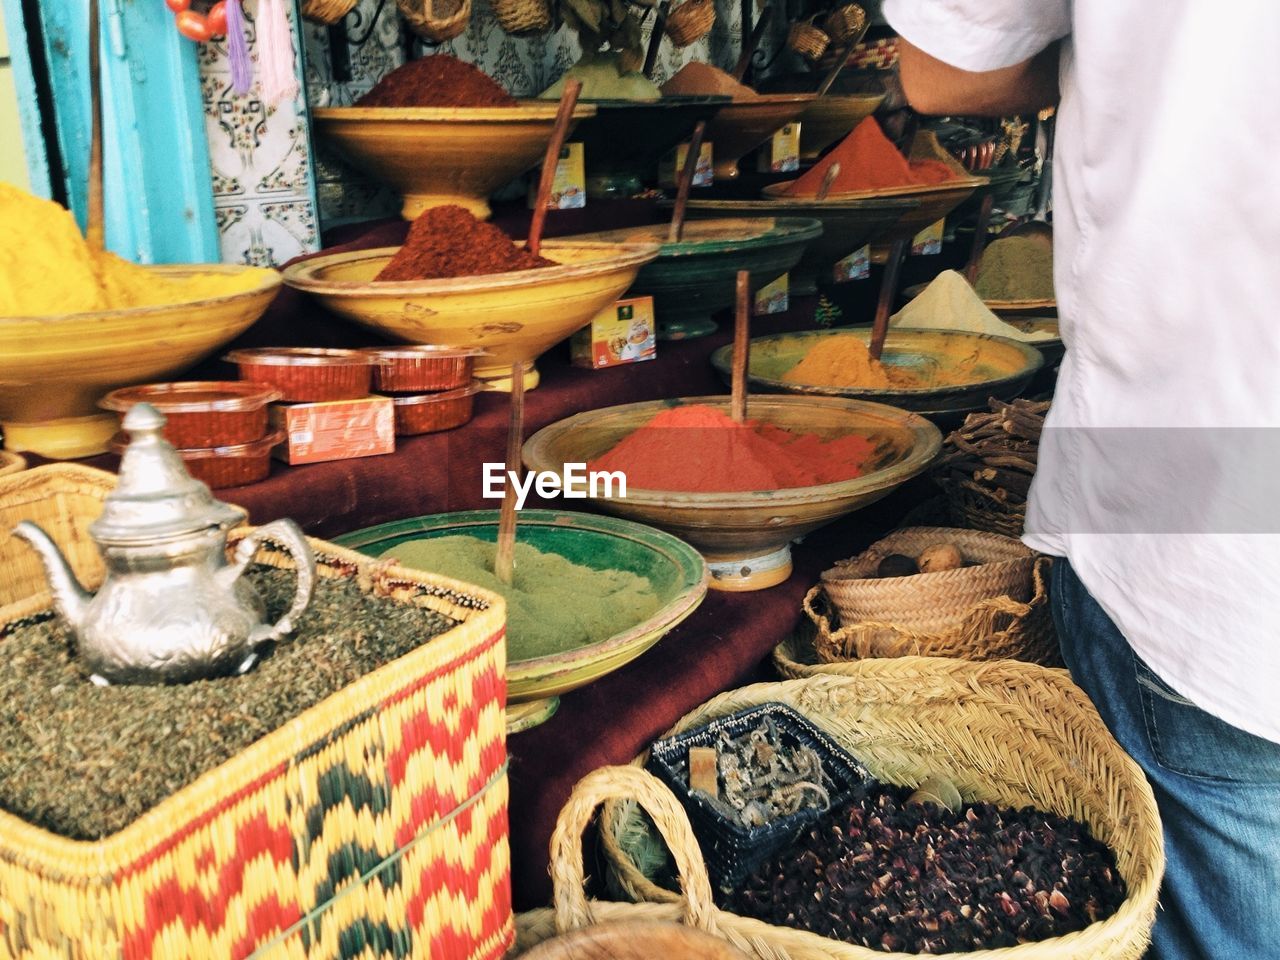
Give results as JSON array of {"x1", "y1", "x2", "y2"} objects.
[{"x1": 199, "y1": 1, "x2": 320, "y2": 266}]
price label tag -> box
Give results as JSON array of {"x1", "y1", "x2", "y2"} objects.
[
  {"x1": 832, "y1": 244, "x2": 871, "y2": 283},
  {"x1": 754, "y1": 273, "x2": 789, "y2": 315},
  {"x1": 528, "y1": 142, "x2": 586, "y2": 210},
  {"x1": 911, "y1": 218, "x2": 945, "y2": 255},
  {"x1": 660, "y1": 141, "x2": 714, "y2": 188},
  {"x1": 758, "y1": 122, "x2": 801, "y2": 173}
]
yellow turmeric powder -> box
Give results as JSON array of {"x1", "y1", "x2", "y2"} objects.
[
  {"x1": 782, "y1": 334, "x2": 985, "y2": 389},
  {"x1": 1, "y1": 183, "x2": 268, "y2": 316}
]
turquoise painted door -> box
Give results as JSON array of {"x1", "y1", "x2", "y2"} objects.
[{"x1": 1, "y1": 0, "x2": 219, "y2": 263}]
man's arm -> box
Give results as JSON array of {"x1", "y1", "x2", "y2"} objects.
[{"x1": 897, "y1": 37, "x2": 1061, "y2": 117}]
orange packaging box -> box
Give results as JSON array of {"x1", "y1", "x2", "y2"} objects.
[
  {"x1": 270, "y1": 396, "x2": 395, "y2": 465},
  {"x1": 571, "y1": 296, "x2": 657, "y2": 369}
]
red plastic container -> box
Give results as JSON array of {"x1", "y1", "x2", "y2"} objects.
[
  {"x1": 99, "y1": 381, "x2": 281, "y2": 448},
  {"x1": 390, "y1": 382, "x2": 483, "y2": 435},
  {"x1": 110, "y1": 429, "x2": 285, "y2": 489},
  {"x1": 224, "y1": 348, "x2": 382, "y2": 402},
  {"x1": 363, "y1": 346, "x2": 486, "y2": 393}
]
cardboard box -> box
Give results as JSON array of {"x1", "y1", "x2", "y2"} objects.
[
  {"x1": 270, "y1": 396, "x2": 395, "y2": 465},
  {"x1": 659, "y1": 141, "x2": 713, "y2": 189},
  {"x1": 528, "y1": 142, "x2": 586, "y2": 210},
  {"x1": 571, "y1": 297, "x2": 657, "y2": 369}
]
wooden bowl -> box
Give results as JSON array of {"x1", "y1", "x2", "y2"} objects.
[
  {"x1": 710, "y1": 328, "x2": 1043, "y2": 420},
  {"x1": 312, "y1": 102, "x2": 598, "y2": 220},
  {"x1": 281, "y1": 240, "x2": 660, "y2": 391},
  {"x1": 0, "y1": 265, "x2": 281, "y2": 460},
  {"x1": 763, "y1": 177, "x2": 984, "y2": 245},
  {"x1": 566, "y1": 217, "x2": 822, "y2": 340},
  {"x1": 797, "y1": 92, "x2": 885, "y2": 160},
  {"x1": 523, "y1": 396, "x2": 940, "y2": 591},
  {"x1": 705, "y1": 95, "x2": 816, "y2": 180},
  {"x1": 333, "y1": 509, "x2": 708, "y2": 732},
  {"x1": 675, "y1": 195, "x2": 916, "y2": 295}
]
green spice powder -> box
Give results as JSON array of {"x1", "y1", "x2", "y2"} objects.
[
  {"x1": 383, "y1": 536, "x2": 661, "y2": 662},
  {"x1": 974, "y1": 235, "x2": 1055, "y2": 301}
]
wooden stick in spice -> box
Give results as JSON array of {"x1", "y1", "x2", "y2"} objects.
[
  {"x1": 643, "y1": 1, "x2": 671, "y2": 79},
  {"x1": 869, "y1": 238, "x2": 908, "y2": 361},
  {"x1": 816, "y1": 162, "x2": 842, "y2": 201},
  {"x1": 816, "y1": 34, "x2": 862, "y2": 98},
  {"x1": 86, "y1": 0, "x2": 105, "y2": 249},
  {"x1": 731, "y1": 270, "x2": 750, "y2": 423},
  {"x1": 964, "y1": 192, "x2": 996, "y2": 285},
  {"x1": 668, "y1": 120, "x2": 708, "y2": 244},
  {"x1": 526, "y1": 79, "x2": 583, "y2": 258},
  {"x1": 732, "y1": 4, "x2": 772, "y2": 82},
  {"x1": 494, "y1": 363, "x2": 525, "y2": 585}
]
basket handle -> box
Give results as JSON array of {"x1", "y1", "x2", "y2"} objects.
[
  {"x1": 550, "y1": 766, "x2": 719, "y2": 938},
  {"x1": 955, "y1": 555, "x2": 1052, "y2": 627},
  {"x1": 802, "y1": 585, "x2": 836, "y2": 633}
]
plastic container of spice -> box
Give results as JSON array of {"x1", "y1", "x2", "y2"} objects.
[
  {"x1": 363, "y1": 346, "x2": 487, "y2": 393},
  {"x1": 99, "y1": 381, "x2": 282, "y2": 448},
  {"x1": 223, "y1": 348, "x2": 383, "y2": 402},
  {"x1": 110, "y1": 429, "x2": 284, "y2": 489},
  {"x1": 389, "y1": 381, "x2": 483, "y2": 435}
]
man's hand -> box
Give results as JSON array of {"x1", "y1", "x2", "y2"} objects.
[{"x1": 897, "y1": 37, "x2": 1061, "y2": 117}]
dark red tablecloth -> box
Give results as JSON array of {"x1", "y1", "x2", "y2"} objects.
[{"x1": 64, "y1": 211, "x2": 927, "y2": 909}]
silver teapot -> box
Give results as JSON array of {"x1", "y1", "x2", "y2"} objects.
[{"x1": 12, "y1": 403, "x2": 315, "y2": 685}]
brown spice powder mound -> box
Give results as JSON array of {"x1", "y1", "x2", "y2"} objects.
[
  {"x1": 357, "y1": 54, "x2": 517, "y2": 108},
  {"x1": 376, "y1": 205, "x2": 555, "y2": 281}
]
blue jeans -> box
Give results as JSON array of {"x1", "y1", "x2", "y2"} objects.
[{"x1": 1051, "y1": 559, "x2": 1280, "y2": 960}]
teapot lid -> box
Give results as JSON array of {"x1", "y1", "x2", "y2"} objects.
[{"x1": 90, "y1": 403, "x2": 245, "y2": 544}]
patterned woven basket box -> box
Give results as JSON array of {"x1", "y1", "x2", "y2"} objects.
[{"x1": 0, "y1": 465, "x2": 513, "y2": 960}]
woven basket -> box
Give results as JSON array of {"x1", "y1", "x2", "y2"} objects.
[
  {"x1": 821, "y1": 526, "x2": 1038, "y2": 630},
  {"x1": 822, "y1": 3, "x2": 865, "y2": 43},
  {"x1": 0, "y1": 465, "x2": 513, "y2": 960},
  {"x1": 299, "y1": 0, "x2": 358, "y2": 25},
  {"x1": 397, "y1": 0, "x2": 470, "y2": 42},
  {"x1": 0, "y1": 451, "x2": 24, "y2": 479},
  {"x1": 587, "y1": 668, "x2": 1162, "y2": 959},
  {"x1": 944, "y1": 478, "x2": 1028, "y2": 537},
  {"x1": 787, "y1": 16, "x2": 830, "y2": 61},
  {"x1": 805, "y1": 557, "x2": 1060, "y2": 665},
  {"x1": 665, "y1": 0, "x2": 716, "y2": 47},
  {"x1": 493, "y1": 0, "x2": 552, "y2": 35}
]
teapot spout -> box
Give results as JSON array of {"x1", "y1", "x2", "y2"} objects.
[{"x1": 12, "y1": 521, "x2": 90, "y2": 631}]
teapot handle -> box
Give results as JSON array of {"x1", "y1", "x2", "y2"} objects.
[{"x1": 231, "y1": 519, "x2": 317, "y2": 645}]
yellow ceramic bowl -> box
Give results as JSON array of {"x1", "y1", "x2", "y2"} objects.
[
  {"x1": 281, "y1": 241, "x2": 660, "y2": 390},
  {"x1": 523, "y1": 395, "x2": 941, "y2": 591},
  {"x1": 312, "y1": 103, "x2": 598, "y2": 220},
  {"x1": 0, "y1": 266, "x2": 281, "y2": 459},
  {"x1": 798, "y1": 92, "x2": 885, "y2": 159}
]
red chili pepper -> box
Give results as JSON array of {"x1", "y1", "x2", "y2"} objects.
[
  {"x1": 175, "y1": 9, "x2": 212, "y2": 41},
  {"x1": 205, "y1": 1, "x2": 228, "y2": 36}
]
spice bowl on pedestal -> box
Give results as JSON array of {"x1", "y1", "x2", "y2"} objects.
[
  {"x1": 0, "y1": 266, "x2": 281, "y2": 459},
  {"x1": 711, "y1": 329, "x2": 1044, "y2": 424},
  {"x1": 705, "y1": 95, "x2": 817, "y2": 180},
  {"x1": 332, "y1": 510, "x2": 709, "y2": 733},
  {"x1": 566, "y1": 218, "x2": 822, "y2": 340},
  {"x1": 312, "y1": 102, "x2": 598, "y2": 220},
  {"x1": 796, "y1": 92, "x2": 886, "y2": 160},
  {"x1": 281, "y1": 240, "x2": 660, "y2": 391},
  {"x1": 523, "y1": 396, "x2": 941, "y2": 592}
]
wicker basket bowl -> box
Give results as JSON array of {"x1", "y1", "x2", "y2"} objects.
[
  {"x1": 589, "y1": 667, "x2": 1163, "y2": 960},
  {"x1": 787, "y1": 16, "x2": 831, "y2": 61},
  {"x1": 300, "y1": 0, "x2": 358, "y2": 24},
  {"x1": 943, "y1": 476, "x2": 1028, "y2": 537},
  {"x1": 823, "y1": 3, "x2": 866, "y2": 43},
  {"x1": 0, "y1": 451, "x2": 26, "y2": 479},
  {"x1": 665, "y1": 0, "x2": 716, "y2": 47},
  {"x1": 493, "y1": 0, "x2": 552, "y2": 35},
  {"x1": 397, "y1": 0, "x2": 470, "y2": 41}
]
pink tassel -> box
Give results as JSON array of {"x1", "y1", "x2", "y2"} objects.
[
  {"x1": 226, "y1": 0, "x2": 252, "y2": 95},
  {"x1": 256, "y1": 0, "x2": 299, "y2": 107}
]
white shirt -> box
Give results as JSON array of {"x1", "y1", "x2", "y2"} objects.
[{"x1": 884, "y1": 0, "x2": 1280, "y2": 743}]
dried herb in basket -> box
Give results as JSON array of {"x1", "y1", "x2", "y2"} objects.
[{"x1": 724, "y1": 784, "x2": 1126, "y2": 954}]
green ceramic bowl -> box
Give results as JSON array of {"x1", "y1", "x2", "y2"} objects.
[
  {"x1": 570, "y1": 217, "x2": 822, "y2": 340},
  {"x1": 710, "y1": 328, "x2": 1044, "y2": 419},
  {"x1": 332, "y1": 509, "x2": 708, "y2": 731}
]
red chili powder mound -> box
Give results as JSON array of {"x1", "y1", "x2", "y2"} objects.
[
  {"x1": 588, "y1": 404, "x2": 878, "y2": 493},
  {"x1": 357, "y1": 54, "x2": 517, "y2": 108},
  {"x1": 785, "y1": 118, "x2": 957, "y2": 196},
  {"x1": 376, "y1": 205, "x2": 554, "y2": 281}
]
